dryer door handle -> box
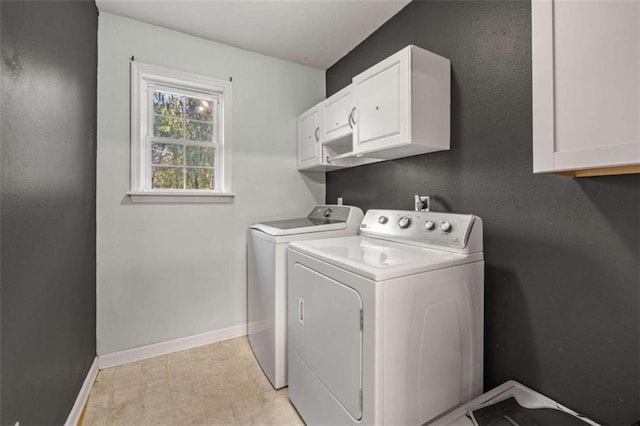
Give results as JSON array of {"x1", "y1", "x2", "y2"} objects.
[{"x1": 298, "y1": 298, "x2": 304, "y2": 326}]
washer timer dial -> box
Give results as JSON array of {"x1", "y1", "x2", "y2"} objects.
[
  {"x1": 398, "y1": 216, "x2": 411, "y2": 229},
  {"x1": 440, "y1": 221, "x2": 452, "y2": 232}
]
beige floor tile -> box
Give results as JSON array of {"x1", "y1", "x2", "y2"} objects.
[
  {"x1": 250, "y1": 376, "x2": 277, "y2": 394},
  {"x1": 167, "y1": 349, "x2": 192, "y2": 364},
  {"x1": 142, "y1": 364, "x2": 168, "y2": 381},
  {"x1": 86, "y1": 391, "x2": 111, "y2": 411},
  {"x1": 173, "y1": 397, "x2": 207, "y2": 425},
  {"x1": 141, "y1": 408, "x2": 175, "y2": 426},
  {"x1": 202, "y1": 387, "x2": 235, "y2": 409},
  {"x1": 99, "y1": 367, "x2": 116, "y2": 380},
  {"x1": 142, "y1": 375, "x2": 170, "y2": 395},
  {"x1": 260, "y1": 389, "x2": 290, "y2": 410},
  {"x1": 266, "y1": 403, "x2": 303, "y2": 425},
  {"x1": 92, "y1": 370, "x2": 115, "y2": 395},
  {"x1": 108, "y1": 398, "x2": 143, "y2": 426},
  {"x1": 190, "y1": 345, "x2": 215, "y2": 361},
  {"x1": 114, "y1": 361, "x2": 142, "y2": 377},
  {"x1": 142, "y1": 388, "x2": 172, "y2": 411},
  {"x1": 230, "y1": 393, "x2": 264, "y2": 417},
  {"x1": 205, "y1": 402, "x2": 237, "y2": 425},
  {"x1": 170, "y1": 381, "x2": 200, "y2": 403},
  {"x1": 113, "y1": 370, "x2": 141, "y2": 391},
  {"x1": 82, "y1": 336, "x2": 304, "y2": 426},
  {"x1": 142, "y1": 355, "x2": 168, "y2": 369},
  {"x1": 82, "y1": 411, "x2": 109, "y2": 426},
  {"x1": 112, "y1": 383, "x2": 141, "y2": 406}
]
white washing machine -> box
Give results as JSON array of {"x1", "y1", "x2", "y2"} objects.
[
  {"x1": 287, "y1": 209, "x2": 485, "y2": 425},
  {"x1": 248, "y1": 205, "x2": 364, "y2": 389}
]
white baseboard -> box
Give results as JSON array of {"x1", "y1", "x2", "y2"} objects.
[
  {"x1": 97, "y1": 323, "x2": 247, "y2": 369},
  {"x1": 65, "y1": 357, "x2": 98, "y2": 426}
]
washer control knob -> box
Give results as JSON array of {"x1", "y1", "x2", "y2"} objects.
[
  {"x1": 440, "y1": 221, "x2": 452, "y2": 232},
  {"x1": 322, "y1": 208, "x2": 333, "y2": 218},
  {"x1": 398, "y1": 216, "x2": 411, "y2": 229},
  {"x1": 425, "y1": 220, "x2": 435, "y2": 230},
  {"x1": 378, "y1": 216, "x2": 389, "y2": 224}
]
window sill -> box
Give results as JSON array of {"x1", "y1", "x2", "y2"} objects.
[{"x1": 127, "y1": 191, "x2": 235, "y2": 204}]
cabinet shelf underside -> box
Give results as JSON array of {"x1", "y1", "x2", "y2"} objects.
[{"x1": 554, "y1": 165, "x2": 640, "y2": 178}]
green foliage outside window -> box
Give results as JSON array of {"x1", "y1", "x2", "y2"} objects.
[{"x1": 151, "y1": 90, "x2": 216, "y2": 190}]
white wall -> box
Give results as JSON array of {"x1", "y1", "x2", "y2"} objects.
[{"x1": 97, "y1": 13, "x2": 325, "y2": 355}]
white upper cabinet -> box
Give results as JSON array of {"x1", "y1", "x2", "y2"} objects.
[
  {"x1": 297, "y1": 45, "x2": 451, "y2": 171},
  {"x1": 297, "y1": 102, "x2": 352, "y2": 171},
  {"x1": 320, "y1": 84, "x2": 381, "y2": 170},
  {"x1": 352, "y1": 45, "x2": 450, "y2": 160},
  {"x1": 297, "y1": 105, "x2": 321, "y2": 170},
  {"x1": 320, "y1": 84, "x2": 353, "y2": 143},
  {"x1": 533, "y1": 0, "x2": 640, "y2": 176}
]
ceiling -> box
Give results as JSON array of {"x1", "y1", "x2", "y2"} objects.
[{"x1": 95, "y1": 0, "x2": 411, "y2": 69}]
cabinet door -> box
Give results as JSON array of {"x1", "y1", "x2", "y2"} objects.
[
  {"x1": 352, "y1": 48, "x2": 410, "y2": 155},
  {"x1": 289, "y1": 263, "x2": 363, "y2": 420},
  {"x1": 321, "y1": 85, "x2": 353, "y2": 143},
  {"x1": 297, "y1": 105, "x2": 321, "y2": 170},
  {"x1": 533, "y1": 0, "x2": 640, "y2": 173}
]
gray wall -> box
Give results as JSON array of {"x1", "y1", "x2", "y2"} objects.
[
  {"x1": 1, "y1": 1, "x2": 97, "y2": 424},
  {"x1": 326, "y1": 1, "x2": 639, "y2": 424}
]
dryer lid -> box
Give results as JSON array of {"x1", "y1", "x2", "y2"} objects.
[{"x1": 289, "y1": 235, "x2": 483, "y2": 281}]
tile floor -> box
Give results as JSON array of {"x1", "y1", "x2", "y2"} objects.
[{"x1": 81, "y1": 337, "x2": 304, "y2": 425}]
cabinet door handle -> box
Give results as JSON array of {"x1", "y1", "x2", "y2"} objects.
[
  {"x1": 349, "y1": 107, "x2": 357, "y2": 126},
  {"x1": 314, "y1": 126, "x2": 320, "y2": 142}
]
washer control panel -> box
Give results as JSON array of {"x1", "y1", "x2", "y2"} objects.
[
  {"x1": 359, "y1": 209, "x2": 477, "y2": 249},
  {"x1": 308, "y1": 205, "x2": 352, "y2": 222}
]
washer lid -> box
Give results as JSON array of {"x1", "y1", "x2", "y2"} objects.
[
  {"x1": 251, "y1": 218, "x2": 347, "y2": 236},
  {"x1": 289, "y1": 235, "x2": 483, "y2": 281}
]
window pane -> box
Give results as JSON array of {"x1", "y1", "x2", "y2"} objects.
[
  {"x1": 151, "y1": 142, "x2": 183, "y2": 166},
  {"x1": 186, "y1": 168, "x2": 214, "y2": 190},
  {"x1": 186, "y1": 120, "x2": 213, "y2": 142},
  {"x1": 151, "y1": 166, "x2": 184, "y2": 189},
  {"x1": 153, "y1": 91, "x2": 183, "y2": 117},
  {"x1": 186, "y1": 146, "x2": 215, "y2": 167},
  {"x1": 153, "y1": 116, "x2": 184, "y2": 139},
  {"x1": 185, "y1": 97, "x2": 213, "y2": 122}
]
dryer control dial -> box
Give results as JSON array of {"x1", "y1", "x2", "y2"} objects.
[
  {"x1": 398, "y1": 216, "x2": 411, "y2": 229},
  {"x1": 425, "y1": 220, "x2": 435, "y2": 230},
  {"x1": 378, "y1": 216, "x2": 389, "y2": 224},
  {"x1": 440, "y1": 221, "x2": 452, "y2": 232},
  {"x1": 322, "y1": 208, "x2": 333, "y2": 218}
]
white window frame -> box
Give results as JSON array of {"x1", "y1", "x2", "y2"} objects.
[{"x1": 129, "y1": 62, "x2": 233, "y2": 203}]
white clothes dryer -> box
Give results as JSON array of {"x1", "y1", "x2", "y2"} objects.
[
  {"x1": 287, "y1": 209, "x2": 485, "y2": 425},
  {"x1": 248, "y1": 205, "x2": 364, "y2": 389}
]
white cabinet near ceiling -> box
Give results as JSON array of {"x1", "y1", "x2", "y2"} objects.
[
  {"x1": 296, "y1": 45, "x2": 451, "y2": 171},
  {"x1": 297, "y1": 103, "x2": 352, "y2": 171},
  {"x1": 297, "y1": 105, "x2": 321, "y2": 170},
  {"x1": 320, "y1": 85, "x2": 382, "y2": 169},
  {"x1": 532, "y1": 0, "x2": 640, "y2": 177},
  {"x1": 352, "y1": 45, "x2": 451, "y2": 160},
  {"x1": 320, "y1": 84, "x2": 353, "y2": 143}
]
